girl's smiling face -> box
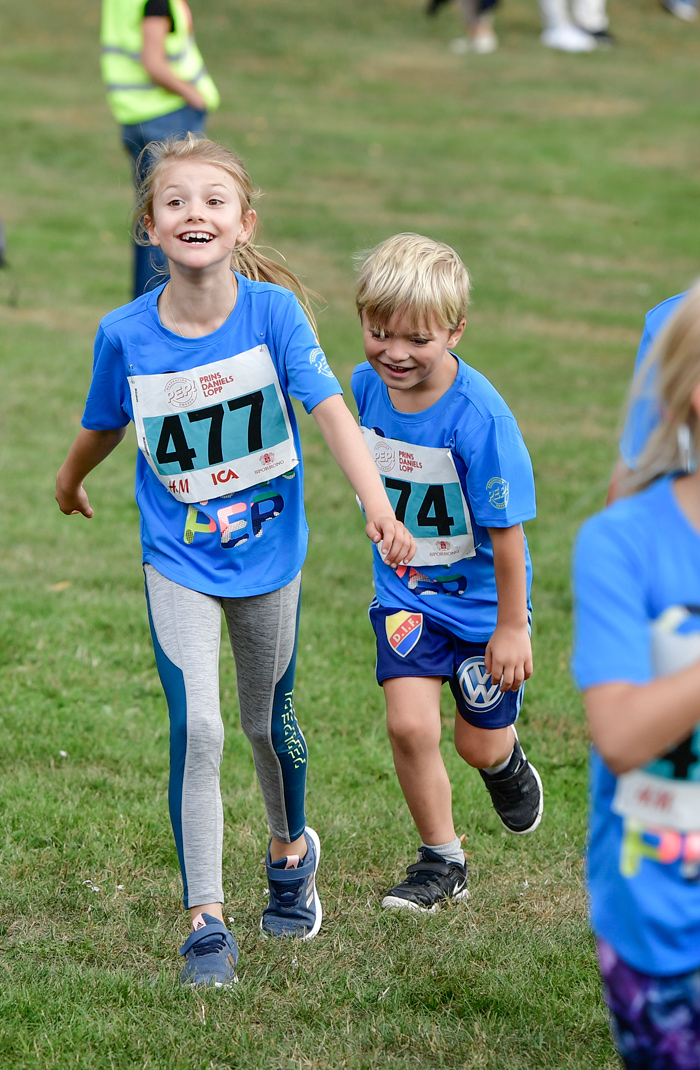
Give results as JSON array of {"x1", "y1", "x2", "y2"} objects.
[{"x1": 144, "y1": 160, "x2": 256, "y2": 272}]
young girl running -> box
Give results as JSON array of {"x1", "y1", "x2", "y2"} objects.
[
  {"x1": 55, "y1": 135, "x2": 413, "y2": 988},
  {"x1": 572, "y1": 283, "x2": 700, "y2": 1068}
]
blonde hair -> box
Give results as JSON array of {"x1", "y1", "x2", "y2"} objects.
[
  {"x1": 133, "y1": 133, "x2": 318, "y2": 332},
  {"x1": 355, "y1": 232, "x2": 470, "y2": 332},
  {"x1": 624, "y1": 280, "x2": 700, "y2": 495}
]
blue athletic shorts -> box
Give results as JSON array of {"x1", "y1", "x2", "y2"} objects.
[{"x1": 369, "y1": 601, "x2": 525, "y2": 729}]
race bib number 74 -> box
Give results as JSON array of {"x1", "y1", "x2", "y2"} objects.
[
  {"x1": 361, "y1": 427, "x2": 475, "y2": 568},
  {"x1": 129, "y1": 345, "x2": 298, "y2": 503}
]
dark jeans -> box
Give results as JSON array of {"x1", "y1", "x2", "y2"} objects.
[{"x1": 122, "y1": 106, "x2": 207, "y2": 299}]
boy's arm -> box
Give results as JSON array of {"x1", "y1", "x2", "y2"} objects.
[
  {"x1": 486, "y1": 524, "x2": 532, "y2": 692},
  {"x1": 56, "y1": 427, "x2": 127, "y2": 518},
  {"x1": 311, "y1": 394, "x2": 415, "y2": 568},
  {"x1": 141, "y1": 16, "x2": 207, "y2": 111}
]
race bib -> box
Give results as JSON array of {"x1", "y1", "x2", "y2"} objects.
[
  {"x1": 361, "y1": 427, "x2": 474, "y2": 568},
  {"x1": 612, "y1": 606, "x2": 700, "y2": 834},
  {"x1": 128, "y1": 345, "x2": 298, "y2": 503}
]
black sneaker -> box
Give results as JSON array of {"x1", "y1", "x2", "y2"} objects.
[
  {"x1": 382, "y1": 847, "x2": 468, "y2": 912},
  {"x1": 479, "y1": 731, "x2": 543, "y2": 834}
]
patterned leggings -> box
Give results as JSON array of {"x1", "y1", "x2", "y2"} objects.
[
  {"x1": 144, "y1": 565, "x2": 307, "y2": 909},
  {"x1": 597, "y1": 937, "x2": 700, "y2": 1070}
]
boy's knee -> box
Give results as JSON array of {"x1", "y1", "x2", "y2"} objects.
[
  {"x1": 455, "y1": 722, "x2": 513, "y2": 768},
  {"x1": 387, "y1": 712, "x2": 438, "y2": 754}
]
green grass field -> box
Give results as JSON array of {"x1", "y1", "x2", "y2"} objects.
[{"x1": 1, "y1": 0, "x2": 699, "y2": 1065}]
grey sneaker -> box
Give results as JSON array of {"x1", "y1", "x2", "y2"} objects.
[
  {"x1": 382, "y1": 847, "x2": 468, "y2": 913},
  {"x1": 479, "y1": 732, "x2": 543, "y2": 834}
]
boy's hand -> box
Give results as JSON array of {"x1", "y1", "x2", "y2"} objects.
[
  {"x1": 485, "y1": 624, "x2": 533, "y2": 692},
  {"x1": 55, "y1": 471, "x2": 94, "y2": 518},
  {"x1": 366, "y1": 515, "x2": 416, "y2": 568}
]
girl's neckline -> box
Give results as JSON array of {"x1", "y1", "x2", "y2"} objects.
[{"x1": 154, "y1": 271, "x2": 242, "y2": 341}]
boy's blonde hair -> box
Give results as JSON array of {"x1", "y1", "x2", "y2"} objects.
[
  {"x1": 355, "y1": 233, "x2": 470, "y2": 332},
  {"x1": 625, "y1": 280, "x2": 700, "y2": 495},
  {"x1": 133, "y1": 133, "x2": 318, "y2": 332}
]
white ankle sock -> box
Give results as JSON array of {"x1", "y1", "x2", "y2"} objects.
[
  {"x1": 422, "y1": 837, "x2": 465, "y2": 866},
  {"x1": 481, "y1": 747, "x2": 514, "y2": 776}
]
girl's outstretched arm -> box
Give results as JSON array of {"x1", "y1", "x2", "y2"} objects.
[
  {"x1": 56, "y1": 427, "x2": 127, "y2": 518},
  {"x1": 311, "y1": 395, "x2": 415, "y2": 568},
  {"x1": 585, "y1": 667, "x2": 700, "y2": 775}
]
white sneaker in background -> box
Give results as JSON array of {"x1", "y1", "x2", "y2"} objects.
[
  {"x1": 541, "y1": 23, "x2": 598, "y2": 50},
  {"x1": 662, "y1": 0, "x2": 698, "y2": 20}
]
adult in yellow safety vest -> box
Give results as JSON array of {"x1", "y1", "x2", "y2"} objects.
[{"x1": 101, "y1": 0, "x2": 220, "y2": 297}]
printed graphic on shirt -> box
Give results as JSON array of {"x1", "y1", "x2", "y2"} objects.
[
  {"x1": 129, "y1": 345, "x2": 298, "y2": 503},
  {"x1": 361, "y1": 427, "x2": 474, "y2": 568},
  {"x1": 182, "y1": 485, "x2": 287, "y2": 549},
  {"x1": 614, "y1": 605, "x2": 700, "y2": 877},
  {"x1": 385, "y1": 611, "x2": 423, "y2": 657},
  {"x1": 394, "y1": 564, "x2": 468, "y2": 597}
]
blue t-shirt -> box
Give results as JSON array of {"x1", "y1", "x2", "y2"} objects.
[
  {"x1": 351, "y1": 357, "x2": 536, "y2": 642},
  {"x1": 572, "y1": 476, "x2": 700, "y2": 975},
  {"x1": 620, "y1": 293, "x2": 685, "y2": 468},
  {"x1": 82, "y1": 274, "x2": 342, "y2": 597}
]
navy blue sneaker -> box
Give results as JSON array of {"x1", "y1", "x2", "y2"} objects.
[
  {"x1": 179, "y1": 913, "x2": 238, "y2": 988},
  {"x1": 260, "y1": 827, "x2": 322, "y2": 940}
]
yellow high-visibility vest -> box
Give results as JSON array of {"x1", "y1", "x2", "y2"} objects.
[{"x1": 100, "y1": 0, "x2": 220, "y2": 125}]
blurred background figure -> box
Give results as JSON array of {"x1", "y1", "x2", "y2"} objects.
[
  {"x1": 539, "y1": 0, "x2": 612, "y2": 50},
  {"x1": 428, "y1": 0, "x2": 612, "y2": 53},
  {"x1": 662, "y1": 0, "x2": 697, "y2": 21},
  {"x1": 100, "y1": 0, "x2": 220, "y2": 297}
]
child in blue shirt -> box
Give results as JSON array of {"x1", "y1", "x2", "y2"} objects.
[
  {"x1": 55, "y1": 136, "x2": 413, "y2": 986},
  {"x1": 351, "y1": 233, "x2": 543, "y2": 911},
  {"x1": 572, "y1": 283, "x2": 700, "y2": 1069}
]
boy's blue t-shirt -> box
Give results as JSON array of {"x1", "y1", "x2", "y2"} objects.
[
  {"x1": 572, "y1": 476, "x2": 700, "y2": 976},
  {"x1": 620, "y1": 293, "x2": 685, "y2": 468},
  {"x1": 82, "y1": 274, "x2": 342, "y2": 597},
  {"x1": 351, "y1": 357, "x2": 536, "y2": 642}
]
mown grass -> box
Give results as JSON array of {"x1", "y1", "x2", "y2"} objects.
[{"x1": 1, "y1": 0, "x2": 699, "y2": 1065}]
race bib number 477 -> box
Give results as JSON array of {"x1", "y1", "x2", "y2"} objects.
[{"x1": 128, "y1": 345, "x2": 298, "y2": 503}]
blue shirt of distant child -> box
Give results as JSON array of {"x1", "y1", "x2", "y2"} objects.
[
  {"x1": 620, "y1": 293, "x2": 685, "y2": 468},
  {"x1": 352, "y1": 357, "x2": 536, "y2": 642},
  {"x1": 82, "y1": 274, "x2": 342, "y2": 597},
  {"x1": 572, "y1": 476, "x2": 700, "y2": 976}
]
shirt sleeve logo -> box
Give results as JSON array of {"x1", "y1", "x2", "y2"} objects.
[
  {"x1": 309, "y1": 347, "x2": 335, "y2": 377},
  {"x1": 487, "y1": 476, "x2": 509, "y2": 510}
]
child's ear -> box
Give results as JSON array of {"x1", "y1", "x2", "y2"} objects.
[
  {"x1": 448, "y1": 317, "x2": 467, "y2": 348},
  {"x1": 236, "y1": 209, "x2": 257, "y2": 246},
  {"x1": 143, "y1": 215, "x2": 160, "y2": 247}
]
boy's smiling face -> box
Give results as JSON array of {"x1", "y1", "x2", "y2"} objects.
[{"x1": 361, "y1": 309, "x2": 466, "y2": 409}]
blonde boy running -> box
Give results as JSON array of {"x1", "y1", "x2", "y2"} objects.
[{"x1": 352, "y1": 234, "x2": 543, "y2": 911}]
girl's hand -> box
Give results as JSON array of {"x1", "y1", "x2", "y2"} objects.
[
  {"x1": 485, "y1": 624, "x2": 533, "y2": 692},
  {"x1": 365, "y1": 516, "x2": 416, "y2": 568},
  {"x1": 55, "y1": 472, "x2": 94, "y2": 518}
]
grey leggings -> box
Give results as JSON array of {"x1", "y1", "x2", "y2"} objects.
[{"x1": 144, "y1": 564, "x2": 306, "y2": 908}]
